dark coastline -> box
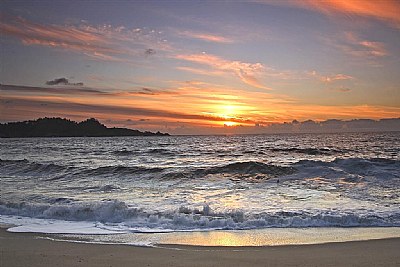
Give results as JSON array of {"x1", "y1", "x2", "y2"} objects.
[{"x1": 0, "y1": 117, "x2": 169, "y2": 138}]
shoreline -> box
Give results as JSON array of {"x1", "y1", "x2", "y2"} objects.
[{"x1": 2, "y1": 228, "x2": 400, "y2": 267}]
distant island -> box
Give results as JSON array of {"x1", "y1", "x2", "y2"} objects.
[{"x1": 0, "y1": 118, "x2": 170, "y2": 138}]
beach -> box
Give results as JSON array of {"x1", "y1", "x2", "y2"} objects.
[{"x1": 1, "y1": 228, "x2": 400, "y2": 267}]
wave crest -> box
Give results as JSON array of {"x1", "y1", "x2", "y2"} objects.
[
  {"x1": 0, "y1": 200, "x2": 398, "y2": 231},
  {"x1": 271, "y1": 147, "x2": 343, "y2": 155},
  {"x1": 1, "y1": 158, "x2": 398, "y2": 182}
]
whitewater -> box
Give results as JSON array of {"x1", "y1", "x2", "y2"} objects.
[{"x1": 1, "y1": 132, "x2": 399, "y2": 245}]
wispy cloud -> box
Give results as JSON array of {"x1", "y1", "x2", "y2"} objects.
[
  {"x1": 123, "y1": 87, "x2": 179, "y2": 96},
  {"x1": 328, "y1": 86, "x2": 352, "y2": 93},
  {"x1": 308, "y1": 71, "x2": 354, "y2": 83},
  {"x1": 0, "y1": 16, "x2": 170, "y2": 62},
  {"x1": 261, "y1": 0, "x2": 400, "y2": 29},
  {"x1": 175, "y1": 66, "x2": 225, "y2": 76},
  {"x1": 176, "y1": 30, "x2": 233, "y2": 43},
  {"x1": 327, "y1": 74, "x2": 354, "y2": 81},
  {"x1": 319, "y1": 31, "x2": 388, "y2": 66},
  {"x1": 342, "y1": 32, "x2": 388, "y2": 58},
  {"x1": 175, "y1": 53, "x2": 269, "y2": 89}
]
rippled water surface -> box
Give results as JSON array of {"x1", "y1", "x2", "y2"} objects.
[{"x1": 1, "y1": 132, "x2": 399, "y2": 233}]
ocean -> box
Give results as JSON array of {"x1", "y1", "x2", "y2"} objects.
[{"x1": 1, "y1": 132, "x2": 399, "y2": 246}]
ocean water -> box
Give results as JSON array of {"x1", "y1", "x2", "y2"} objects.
[{"x1": 1, "y1": 133, "x2": 399, "y2": 245}]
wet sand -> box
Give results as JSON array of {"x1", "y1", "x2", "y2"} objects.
[{"x1": 1, "y1": 228, "x2": 399, "y2": 267}]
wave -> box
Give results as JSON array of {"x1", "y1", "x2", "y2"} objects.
[
  {"x1": 77, "y1": 165, "x2": 164, "y2": 177},
  {"x1": 271, "y1": 147, "x2": 344, "y2": 155},
  {"x1": 145, "y1": 148, "x2": 175, "y2": 156},
  {"x1": 0, "y1": 159, "x2": 296, "y2": 181},
  {"x1": 0, "y1": 159, "x2": 70, "y2": 177},
  {"x1": 199, "y1": 161, "x2": 296, "y2": 178},
  {"x1": 0, "y1": 159, "x2": 164, "y2": 179},
  {"x1": 294, "y1": 158, "x2": 400, "y2": 180},
  {"x1": 112, "y1": 149, "x2": 137, "y2": 156},
  {"x1": 83, "y1": 184, "x2": 122, "y2": 193},
  {"x1": 1, "y1": 158, "x2": 398, "y2": 183},
  {"x1": 0, "y1": 200, "x2": 137, "y2": 223},
  {"x1": 0, "y1": 200, "x2": 398, "y2": 231}
]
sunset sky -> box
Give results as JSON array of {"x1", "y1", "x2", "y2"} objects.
[{"x1": 1, "y1": 0, "x2": 399, "y2": 134}]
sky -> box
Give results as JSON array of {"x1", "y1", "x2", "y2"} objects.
[{"x1": 1, "y1": 0, "x2": 399, "y2": 134}]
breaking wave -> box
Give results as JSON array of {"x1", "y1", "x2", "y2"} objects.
[{"x1": 0, "y1": 200, "x2": 399, "y2": 232}]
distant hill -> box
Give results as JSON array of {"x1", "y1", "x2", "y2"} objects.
[{"x1": 0, "y1": 118, "x2": 169, "y2": 138}]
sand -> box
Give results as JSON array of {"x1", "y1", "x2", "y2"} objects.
[{"x1": 1, "y1": 228, "x2": 399, "y2": 267}]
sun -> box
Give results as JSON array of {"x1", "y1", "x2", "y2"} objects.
[
  {"x1": 218, "y1": 105, "x2": 238, "y2": 126},
  {"x1": 211, "y1": 104, "x2": 240, "y2": 127},
  {"x1": 224, "y1": 121, "x2": 237, "y2": 127},
  {"x1": 223, "y1": 105, "x2": 235, "y2": 115}
]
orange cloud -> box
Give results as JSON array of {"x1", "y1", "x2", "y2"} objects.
[
  {"x1": 175, "y1": 53, "x2": 270, "y2": 89},
  {"x1": 177, "y1": 30, "x2": 233, "y2": 43},
  {"x1": 263, "y1": 0, "x2": 400, "y2": 28},
  {"x1": 287, "y1": 104, "x2": 400, "y2": 120}
]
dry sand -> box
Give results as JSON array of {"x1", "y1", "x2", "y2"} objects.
[{"x1": 1, "y1": 228, "x2": 399, "y2": 267}]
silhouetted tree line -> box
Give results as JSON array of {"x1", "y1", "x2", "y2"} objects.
[{"x1": 0, "y1": 118, "x2": 169, "y2": 138}]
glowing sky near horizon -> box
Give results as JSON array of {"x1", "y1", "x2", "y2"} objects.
[{"x1": 1, "y1": 0, "x2": 399, "y2": 134}]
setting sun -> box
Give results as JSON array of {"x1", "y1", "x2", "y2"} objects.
[
  {"x1": 224, "y1": 121, "x2": 237, "y2": 127},
  {"x1": 215, "y1": 104, "x2": 238, "y2": 120},
  {"x1": 222, "y1": 105, "x2": 236, "y2": 116}
]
